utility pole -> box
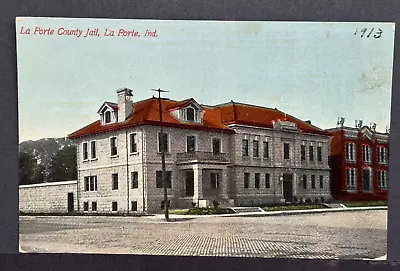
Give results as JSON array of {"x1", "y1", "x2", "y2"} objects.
[{"x1": 152, "y1": 88, "x2": 169, "y2": 221}]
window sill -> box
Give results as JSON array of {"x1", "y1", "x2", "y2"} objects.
[
  {"x1": 253, "y1": 157, "x2": 261, "y2": 160},
  {"x1": 90, "y1": 158, "x2": 98, "y2": 161},
  {"x1": 130, "y1": 152, "x2": 139, "y2": 156},
  {"x1": 345, "y1": 160, "x2": 356, "y2": 163},
  {"x1": 110, "y1": 155, "x2": 119, "y2": 159},
  {"x1": 82, "y1": 159, "x2": 89, "y2": 163}
]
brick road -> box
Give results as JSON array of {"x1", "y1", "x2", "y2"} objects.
[{"x1": 19, "y1": 210, "x2": 387, "y2": 260}]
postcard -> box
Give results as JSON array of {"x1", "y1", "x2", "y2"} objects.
[{"x1": 16, "y1": 17, "x2": 395, "y2": 260}]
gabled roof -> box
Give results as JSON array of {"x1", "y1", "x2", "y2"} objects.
[
  {"x1": 69, "y1": 98, "x2": 233, "y2": 139},
  {"x1": 96, "y1": 102, "x2": 119, "y2": 114},
  {"x1": 215, "y1": 101, "x2": 330, "y2": 136}
]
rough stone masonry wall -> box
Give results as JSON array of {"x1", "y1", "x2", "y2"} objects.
[{"x1": 19, "y1": 181, "x2": 77, "y2": 213}]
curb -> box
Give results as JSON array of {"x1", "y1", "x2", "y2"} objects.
[
  {"x1": 219, "y1": 206, "x2": 388, "y2": 218},
  {"x1": 159, "y1": 206, "x2": 387, "y2": 219}
]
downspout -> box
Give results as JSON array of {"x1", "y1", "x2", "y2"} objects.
[
  {"x1": 76, "y1": 141, "x2": 80, "y2": 212},
  {"x1": 141, "y1": 127, "x2": 145, "y2": 213},
  {"x1": 126, "y1": 130, "x2": 130, "y2": 214}
]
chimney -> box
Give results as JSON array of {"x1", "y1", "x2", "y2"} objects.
[
  {"x1": 116, "y1": 87, "x2": 134, "y2": 122},
  {"x1": 371, "y1": 122, "x2": 377, "y2": 131}
]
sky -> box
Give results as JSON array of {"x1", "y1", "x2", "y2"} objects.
[{"x1": 16, "y1": 18, "x2": 395, "y2": 142}]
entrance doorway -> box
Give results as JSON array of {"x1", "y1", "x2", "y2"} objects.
[
  {"x1": 185, "y1": 170, "x2": 194, "y2": 196},
  {"x1": 67, "y1": 193, "x2": 74, "y2": 212},
  {"x1": 282, "y1": 174, "x2": 293, "y2": 202}
]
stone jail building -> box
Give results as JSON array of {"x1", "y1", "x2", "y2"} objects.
[{"x1": 67, "y1": 87, "x2": 333, "y2": 213}]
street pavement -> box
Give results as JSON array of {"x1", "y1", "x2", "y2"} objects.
[{"x1": 19, "y1": 210, "x2": 387, "y2": 260}]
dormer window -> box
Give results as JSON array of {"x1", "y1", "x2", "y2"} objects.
[
  {"x1": 105, "y1": 111, "x2": 111, "y2": 124},
  {"x1": 186, "y1": 108, "x2": 195, "y2": 122},
  {"x1": 98, "y1": 102, "x2": 119, "y2": 126},
  {"x1": 168, "y1": 99, "x2": 204, "y2": 124}
]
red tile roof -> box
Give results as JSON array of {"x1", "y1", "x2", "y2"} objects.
[
  {"x1": 68, "y1": 98, "x2": 330, "y2": 139},
  {"x1": 68, "y1": 98, "x2": 234, "y2": 139},
  {"x1": 217, "y1": 102, "x2": 331, "y2": 136}
]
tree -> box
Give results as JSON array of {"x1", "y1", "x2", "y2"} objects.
[
  {"x1": 19, "y1": 152, "x2": 45, "y2": 184},
  {"x1": 48, "y1": 146, "x2": 77, "y2": 182}
]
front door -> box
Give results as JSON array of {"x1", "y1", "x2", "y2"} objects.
[
  {"x1": 363, "y1": 168, "x2": 371, "y2": 192},
  {"x1": 282, "y1": 174, "x2": 293, "y2": 202},
  {"x1": 185, "y1": 170, "x2": 194, "y2": 196},
  {"x1": 67, "y1": 193, "x2": 74, "y2": 212}
]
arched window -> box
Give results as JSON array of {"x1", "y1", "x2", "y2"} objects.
[{"x1": 186, "y1": 108, "x2": 195, "y2": 121}]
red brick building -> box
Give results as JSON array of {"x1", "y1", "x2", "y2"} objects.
[{"x1": 326, "y1": 120, "x2": 389, "y2": 201}]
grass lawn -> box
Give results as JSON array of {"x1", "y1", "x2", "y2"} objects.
[{"x1": 262, "y1": 205, "x2": 328, "y2": 212}]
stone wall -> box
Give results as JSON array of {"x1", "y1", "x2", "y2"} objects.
[{"x1": 19, "y1": 181, "x2": 77, "y2": 213}]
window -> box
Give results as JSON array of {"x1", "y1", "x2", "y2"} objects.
[
  {"x1": 156, "y1": 171, "x2": 172, "y2": 188},
  {"x1": 253, "y1": 140, "x2": 259, "y2": 158},
  {"x1": 90, "y1": 141, "x2": 96, "y2": 159},
  {"x1": 255, "y1": 173, "x2": 260, "y2": 189},
  {"x1": 187, "y1": 135, "x2": 196, "y2": 153},
  {"x1": 85, "y1": 176, "x2": 97, "y2": 192},
  {"x1": 158, "y1": 133, "x2": 169, "y2": 153},
  {"x1": 84, "y1": 177, "x2": 90, "y2": 191},
  {"x1": 105, "y1": 111, "x2": 111, "y2": 124},
  {"x1": 378, "y1": 170, "x2": 388, "y2": 189},
  {"x1": 83, "y1": 142, "x2": 88, "y2": 160},
  {"x1": 244, "y1": 173, "x2": 250, "y2": 188},
  {"x1": 112, "y1": 173, "x2": 118, "y2": 190},
  {"x1": 311, "y1": 175, "x2": 316, "y2": 189},
  {"x1": 91, "y1": 202, "x2": 97, "y2": 212},
  {"x1": 212, "y1": 138, "x2": 221, "y2": 154},
  {"x1": 319, "y1": 175, "x2": 324, "y2": 188},
  {"x1": 284, "y1": 143, "x2": 290, "y2": 160},
  {"x1": 210, "y1": 172, "x2": 219, "y2": 188},
  {"x1": 110, "y1": 137, "x2": 118, "y2": 156},
  {"x1": 83, "y1": 202, "x2": 89, "y2": 211},
  {"x1": 130, "y1": 133, "x2": 137, "y2": 153},
  {"x1": 131, "y1": 171, "x2": 139, "y2": 189},
  {"x1": 377, "y1": 146, "x2": 387, "y2": 164},
  {"x1": 131, "y1": 201, "x2": 138, "y2": 211},
  {"x1": 362, "y1": 145, "x2": 372, "y2": 163},
  {"x1": 186, "y1": 107, "x2": 195, "y2": 121},
  {"x1": 242, "y1": 139, "x2": 249, "y2": 157},
  {"x1": 317, "y1": 146, "x2": 322, "y2": 162},
  {"x1": 265, "y1": 173, "x2": 270, "y2": 188},
  {"x1": 309, "y1": 146, "x2": 314, "y2": 161},
  {"x1": 302, "y1": 175, "x2": 307, "y2": 189},
  {"x1": 346, "y1": 168, "x2": 357, "y2": 190},
  {"x1": 112, "y1": 202, "x2": 118, "y2": 211},
  {"x1": 263, "y1": 142, "x2": 269, "y2": 159},
  {"x1": 301, "y1": 144, "x2": 306, "y2": 161},
  {"x1": 345, "y1": 142, "x2": 356, "y2": 162}
]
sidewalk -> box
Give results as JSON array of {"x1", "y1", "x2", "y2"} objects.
[{"x1": 154, "y1": 206, "x2": 387, "y2": 220}]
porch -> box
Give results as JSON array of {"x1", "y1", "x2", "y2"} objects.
[{"x1": 176, "y1": 164, "x2": 233, "y2": 208}]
